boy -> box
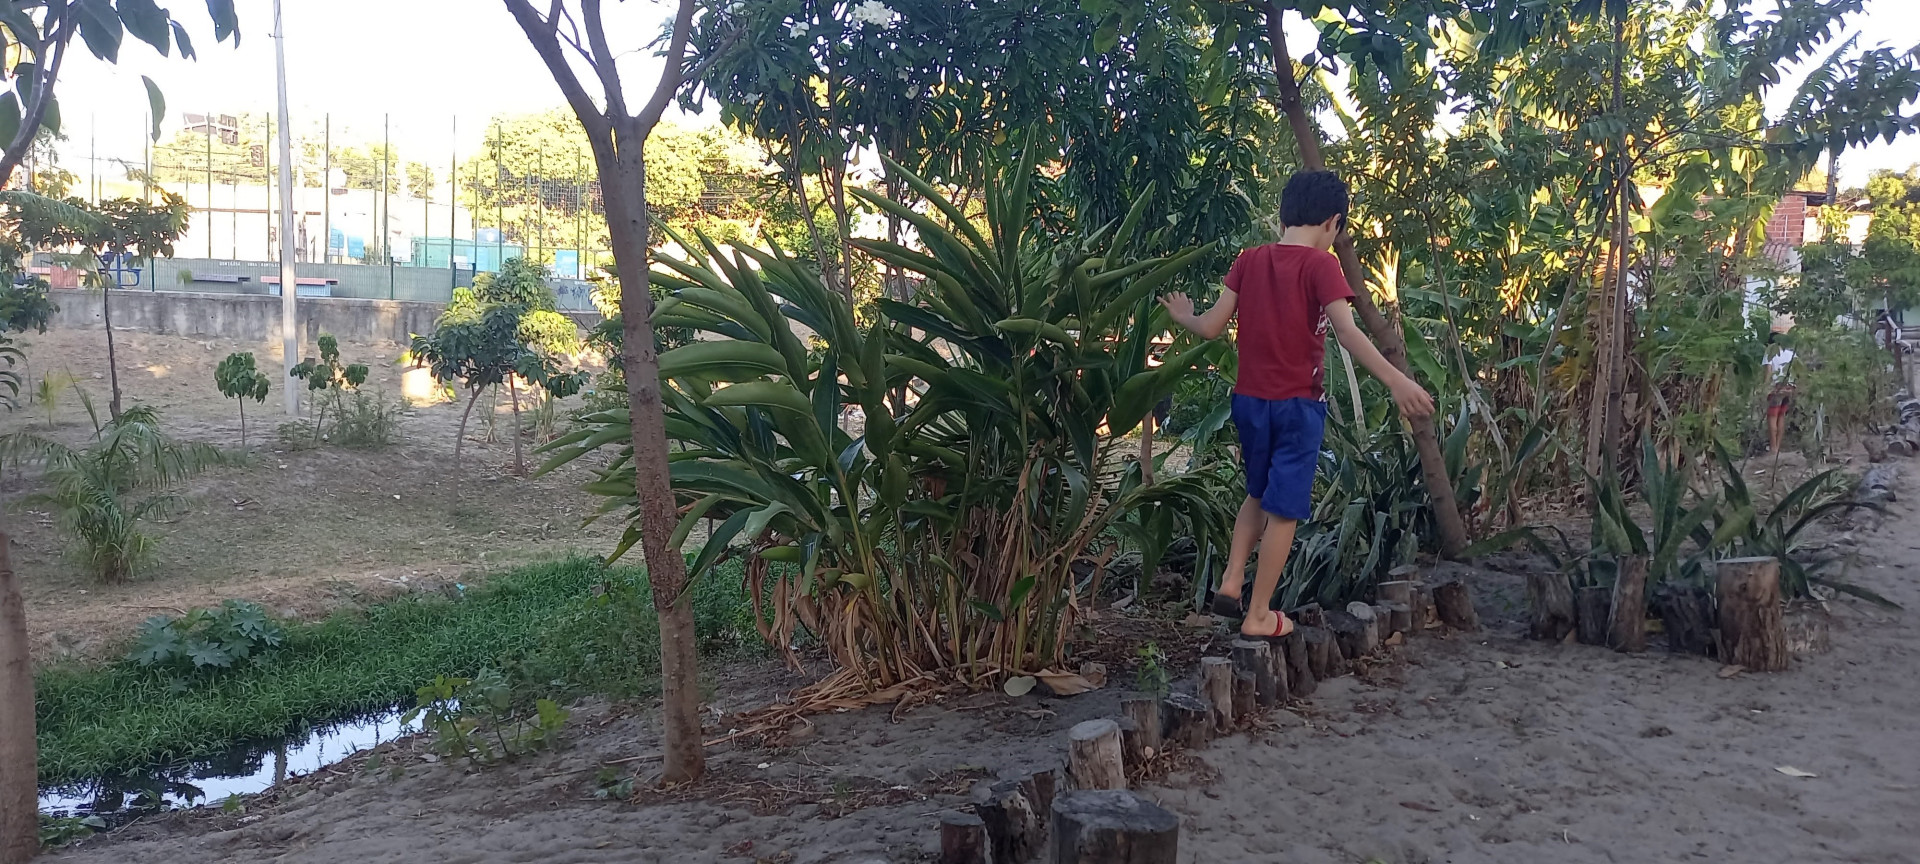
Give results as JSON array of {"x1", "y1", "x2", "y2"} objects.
[
  {"x1": 1159, "y1": 171, "x2": 1435, "y2": 638},
  {"x1": 1763, "y1": 330, "x2": 1795, "y2": 455}
]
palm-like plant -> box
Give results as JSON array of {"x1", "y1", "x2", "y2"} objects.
[
  {"x1": 1, "y1": 405, "x2": 232, "y2": 583},
  {"x1": 543, "y1": 149, "x2": 1232, "y2": 688}
]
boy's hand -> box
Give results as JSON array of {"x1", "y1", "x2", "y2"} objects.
[
  {"x1": 1158, "y1": 292, "x2": 1194, "y2": 323},
  {"x1": 1390, "y1": 374, "x2": 1436, "y2": 419}
]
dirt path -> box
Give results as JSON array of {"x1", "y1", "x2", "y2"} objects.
[
  {"x1": 9, "y1": 328, "x2": 623, "y2": 661},
  {"x1": 42, "y1": 466, "x2": 1920, "y2": 862}
]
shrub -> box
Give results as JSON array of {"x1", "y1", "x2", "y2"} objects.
[{"x1": 127, "y1": 601, "x2": 286, "y2": 673}]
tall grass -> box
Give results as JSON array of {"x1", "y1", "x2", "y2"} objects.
[{"x1": 35, "y1": 556, "x2": 757, "y2": 785}]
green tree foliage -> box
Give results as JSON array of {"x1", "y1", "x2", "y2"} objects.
[
  {"x1": 0, "y1": 405, "x2": 231, "y2": 583},
  {"x1": 411, "y1": 258, "x2": 586, "y2": 473},
  {"x1": 461, "y1": 111, "x2": 775, "y2": 263},
  {"x1": 1862, "y1": 166, "x2": 1920, "y2": 312},
  {"x1": 213, "y1": 351, "x2": 270, "y2": 447}
]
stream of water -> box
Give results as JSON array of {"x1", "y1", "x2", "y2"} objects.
[{"x1": 38, "y1": 707, "x2": 421, "y2": 820}]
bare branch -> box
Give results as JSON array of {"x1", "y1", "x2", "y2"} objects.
[
  {"x1": 581, "y1": 0, "x2": 627, "y2": 118},
  {"x1": 502, "y1": 0, "x2": 610, "y2": 137},
  {"x1": 636, "y1": 0, "x2": 701, "y2": 132}
]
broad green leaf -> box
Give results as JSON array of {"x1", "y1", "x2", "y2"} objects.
[
  {"x1": 141, "y1": 76, "x2": 164, "y2": 141},
  {"x1": 119, "y1": 0, "x2": 171, "y2": 55}
]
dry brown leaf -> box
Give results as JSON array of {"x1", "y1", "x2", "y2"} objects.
[
  {"x1": 1774, "y1": 766, "x2": 1818, "y2": 778},
  {"x1": 1717, "y1": 665, "x2": 1746, "y2": 679},
  {"x1": 1035, "y1": 669, "x2": 1099, "y2": 696}
]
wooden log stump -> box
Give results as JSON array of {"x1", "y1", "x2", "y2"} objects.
[
  {"x1": 1200, "y1": 657, "x2": 1234, "y2": 731},
  {"x1": 1302, "y1": 626, "x2": 1344, "y2": 679},
  {"x1": 1051, "y1": 790, "x2": 1180, "y2": 864},
  {"x1": 1383, "y1": 601, "x2": 1412, "y2": 638},
  {"x1": 1717, "y1": 557, "x2": 1788, "y2": 672},
  {"x1": 1413, "y1": 583, "x2": 1438, "y2": 631},
  {"x1": 1282, "y1": 628, "x2": 1315, "y2": 698},
  {"x1": 1231, "y1": 670, "x2": 1256, "y2": 718},
  {"x1": 1608, "y1": 554, "x2": 1649, "y2": 653},
  {"x1": 1294, "y1": 603, "x2": 1327, "y2": 629},
  {"x1": 939, "y1": 811, "x2": 988, "y2": 864},
  {"x1": 1345, "y1": 602, "x2": 1380, "y2": 655},
  {"x1": 1268, "y1": 633, "x2": 1292, "y2": 699},
  {"x1": 1230, "y1": 639, "x2": 1277, "y2": 707},
  {"x1": 1119, "y1": 693, "x2": 1163, "y2": 762},
  {"x1": 979, "y1": 774, "x2": 1052, "y2": 864},
  {"x1": 1574, "y1": 585, "x2": 1611, "y2": 646},
  {"x1": 1377, "y1": 580, "x2": 1415, "y2": 607},
  {"x1": 1162, "y1": 693, "x2": 1212, "y2": 750},
  {"x1": 1326, "y1": 609, "x2": 1365, "y2": 660},
  {"x1": 1433, "y1": 578, "x2": 1480, "y2": 631},
  {"x1": 1525, "y1": 569, "x2": 1576, "y2": 642},
  {"x1": 1067, "y1": 719, "x2": 1126, "y2": 791},
  {"x1": 1784, "y1": 601, "x2": 1831, "y2": 655},
  {"x1": 1657, "y1": 585, "x2": 1715, "y2": 657}
]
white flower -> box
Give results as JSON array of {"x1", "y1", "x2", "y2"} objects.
[
  {"x1": 727, "y1": 0, "x2": 743, "y2": 11},
  {"x1": 896, "y1": 68, "x2": 911, "y2": 81},
  {"x1": 906, "y1": 84, "x2": 920, "y2": 98},
  {"x1": 741, "y1": 92, "x2": 762, "y2": 105},
  {"x1": 848, "y1": 0, "x2": 894, "y2": 28},
  {"x1": 789, "y1": 20, "x2": 810, "y2": 37}
]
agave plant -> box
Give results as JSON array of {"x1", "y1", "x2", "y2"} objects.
[
  {"x1": 1, "y1": 405, "x2": 232, "y2": 582},
  {"x1": 542, "y1": 150, "x2": 1232, "y2": 686},
  {"x1": 1701, "y1": 443, "x2": 1894, "y2": 607}
]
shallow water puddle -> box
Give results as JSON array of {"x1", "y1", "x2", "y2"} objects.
[{"x1": 38, "y1": 708, "x2": 421, "y2": 821}]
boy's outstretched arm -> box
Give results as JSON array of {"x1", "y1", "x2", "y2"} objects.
[
  {"x1": 1158, "y1": 291, "x2": 1237, "y2": 340},
  {"x1": 1325, "y1": 299, "x2": 1436, "y2": 419}
]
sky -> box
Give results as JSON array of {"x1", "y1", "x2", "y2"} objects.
[{"x1": 49, "y1": 0, "x2": 1920, "y2": 188}]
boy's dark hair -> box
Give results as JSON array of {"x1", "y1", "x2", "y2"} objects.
[{"x1": 1279, "y1": 171, "x2": 1350, "y2": 228}]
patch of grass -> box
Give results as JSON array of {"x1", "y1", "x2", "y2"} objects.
[{"x1": 35, "y1": 555, "x2": 758, "y2": 785}]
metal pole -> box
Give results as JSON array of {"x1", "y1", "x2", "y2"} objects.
[
  {"x1": 575, "y1": 150, "x2": 583, "y2": 279},
  {"x1": 384, "y1": 113, "x2": 392, "y2": 299},
  {"x1": 493, "y1": 123, "x2": 503, "y2": 269},
  {"x1": 322, "y1": 114, "x2": 330, "y2": 264},
  {"x1": 273, "y1": 0, "x2": 300, "y2": 417},
  {"x1": 89, "y1": 115, "x2": 95, "y2": 203},
  {"x1": 265, "y1": 114, "x2": 273, "y2": 259},
  {"x1": 450, "y1": 115, "x2": 457, "y2": 291},
  {"x1": 206, "y1": 108, "x2": 213, "y2": 259}
]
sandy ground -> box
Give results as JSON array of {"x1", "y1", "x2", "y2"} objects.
[
  {"x1": 40, "y1": 461, "x2": 1920, "y2": 862},
  {"x1": 8, "y1": 327, "x2": 624, "y2": 661}
]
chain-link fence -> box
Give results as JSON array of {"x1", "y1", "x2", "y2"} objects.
[{"x1": 23, "y1": 109, "x2": 729, "y2": 311}]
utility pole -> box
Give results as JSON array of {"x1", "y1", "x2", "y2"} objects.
[
  {"x1": 273, "y1": 0, "x2": 299, "y2": 417},
  {"x1": 450, "y1": 116, "x2": 458, "y2": 291},
  {"x1": 322, "y1": 114, "x2": 331, "y2": 264},
  {"x1": 205, "y1": 107, "x2": 213, "y2": 259},
  {"x1": 384, "y1": 113, "x2": 393, "y2": 299}
]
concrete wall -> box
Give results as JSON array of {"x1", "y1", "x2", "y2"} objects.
[
  {"x1": 132, "y1": 257, "x2": 599, "y2": 310},
  {"x1": 50, "y1": 289, "x2": 602, "y2": 345}
]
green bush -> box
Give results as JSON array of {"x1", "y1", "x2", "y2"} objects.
[
  {"x1": 127, "y1": 600, "x2": 285, "y2": 673},
  {"x1": 34, "y1": 556, "x2": 758, "y2": 784}
]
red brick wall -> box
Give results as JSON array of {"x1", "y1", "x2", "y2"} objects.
[{"x1": 1766, "y1": 194, "x2": 1808, "y2": 248}]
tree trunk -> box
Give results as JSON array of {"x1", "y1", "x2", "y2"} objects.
[
  {"x1": 1717, "y1": 557, "x2": 1788, "y2": 672},
  {"x1": 507, "y1": 374, "x2": 525, "y2": 476},
  {"x1": 1200, "y1": 656, "x2": 1233, "y2": 731},
  {"x1": 1066, "y1": 719, "x2": 1126, "y2": 791},
  {"x1": 938, "y1": 811, "x2": 988, "y2": 864},
  {"x1": 0, "y1": 521, "x2": 37, "y2": 864},
  {"x1": 102, "y1": 283, "x2": 123, "y2": 421},
  {"x1": 455, "y1": 387, "x2": 484, "y2": 465},
  {"x1": 603, "y1": 119, "x2": 704, "y2": 784},
  {"x1": 1119, "y1": 693, "x2": 1163, "y2": 762},
  {"x1": 1525, "y1": 569, "x2": 1575, "y2": 642},
  {"x1": 1608, "y1": 554, "x2": 1649, "y2": 653},
  {"x1": 1260, "y1": 5, "x2": 1468, "y2": 557},
  {"x1": 238, "y1": 398, "x2": 248, "y2": 448}
]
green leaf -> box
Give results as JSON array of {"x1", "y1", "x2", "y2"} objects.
[
  {"x1": 205, "y1": 0, "x2": 238, "y2": 44},
  {"x1": 119, "y1": 0, "x2": 172, "y2": 56},
  {"x1": 687, "y1": 508, "x2": 753, "y2": 581},
  {"x1": 657, "y1": 340, "x2": 788, "y2": 381},
  {"x1": 76, "y1": 0, "x2": 125, "y2": 62},
  {"x1": 170, "y1": 19, "x2": 195, "y2": 58},
  {"x1": 141, "y1": 75, "x2": 164, "y2": 141}
]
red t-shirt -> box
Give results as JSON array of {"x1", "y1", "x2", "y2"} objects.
[{"x1": 1223, "y1": 243, "x2": 1356, "y2": 401}]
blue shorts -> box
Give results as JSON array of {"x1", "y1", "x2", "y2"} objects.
[{"x1": 1232, "y1": 394, "x2": 1326, "y2": 520}]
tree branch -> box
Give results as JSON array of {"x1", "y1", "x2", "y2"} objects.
[
  {"x1": 635, "y1": 0, "x2": 700, "y2": 132},
  {"x1": 0, "y1": 9, "x2": 70, "y2": 188},
  {"x1": 581, "y1": 0, "x2": 627, "y2": 119},
  {"x1": 502, "y1": 0, "x2": 610, "y2": 137}
]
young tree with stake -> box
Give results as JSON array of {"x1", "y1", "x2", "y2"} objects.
[{"x1": 215, "y1": 352, "x2": 271, "y2": 447}]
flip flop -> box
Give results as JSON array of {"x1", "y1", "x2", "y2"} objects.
[
  {"x1": 1209, "y1": 589, "x2": 1247, "y2": 618},
  {"x1": 1240, "y1": 612, "x2": 1295, "y2": 640}
]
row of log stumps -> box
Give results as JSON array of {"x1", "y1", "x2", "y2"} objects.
[
  {"x1": 1523, "y1": 553, "x2": 1794, "y2": 672},
  {"x1": 936, "y1": 573, "x2": 1481, "y2": 864}
]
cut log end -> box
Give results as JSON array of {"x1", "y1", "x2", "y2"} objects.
[
  {"x1": 1432, "y1": 578, "x2": 1480, "y2": 632},
  {"x1": 1051, "y1": 789, "x2": 1181, "y2": 864},
  {"x1": 1718, "y1": 557, "x2": 1788, "y2": 672},
  {"x1": 939, "y1": 811, "x2": 988, "y2": 864},
  {"x1": 1067, "y1": 719, "x2": 1126, "y2": 791}
]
